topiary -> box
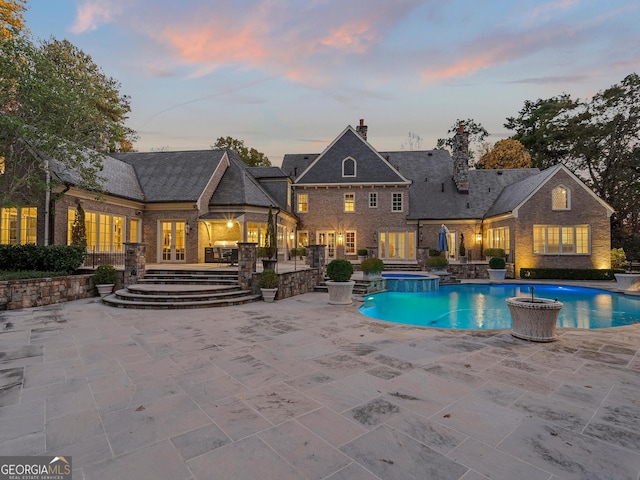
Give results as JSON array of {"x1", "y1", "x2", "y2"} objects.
[
  {"x1": 489, "y1": 257, "x2": 506, "y2": 269},
  {"x1": 93, "y1": 264, "x2": 117, "y2": 284},
  {"x1": 326, "y1": 259, "x2": 354, "y2": 282},
  {"x1": 360, "y1": 257, "x2": 384, "y2": 273},
  {"x1": 258, "y1": 268, "x2": 280, "y2": 288},
  {"x1": 426, "y1": 256, "x2": 449, "y2": 268}
]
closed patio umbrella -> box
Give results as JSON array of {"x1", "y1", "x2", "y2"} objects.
[{"x1": 437, "y1": 224, "x2": 449, "y2": 252}]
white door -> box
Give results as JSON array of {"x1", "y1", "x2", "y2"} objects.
[{"x1": 160, "y1": 221, "x2": 186, "y2": 262}]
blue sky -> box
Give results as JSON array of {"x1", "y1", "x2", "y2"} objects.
[{"x1": 25, "y1": 0, "x2": 640, "y2": 165}]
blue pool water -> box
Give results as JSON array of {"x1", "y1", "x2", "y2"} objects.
[{"x1": 359, "y1": 284, "x2": 640, "y2": 330}]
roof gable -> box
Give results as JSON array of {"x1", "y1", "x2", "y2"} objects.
[{"x1": 295, "y1": 126, "x2": 410, "y2": 185}]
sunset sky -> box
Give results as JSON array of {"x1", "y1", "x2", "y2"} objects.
[{"x1": 25, "y1": 0, "x2": 640, "y2": 165}]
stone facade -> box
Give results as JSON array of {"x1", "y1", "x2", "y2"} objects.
[
  {"x1": 0, "y1": 274, "x2": 96, "y2": 310},
  {"x1": 251, "y1": 269, "x2": 322, "y2": 300}
]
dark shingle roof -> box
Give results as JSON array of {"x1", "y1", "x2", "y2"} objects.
[
  {"x1": 281, "y1": 154, "x2": 318, "y2": 180},
  {"x1": 209, "y1": 150, "x2": 283, "y2": 209},
  {"x1": 249, "y1": 167, "x2": 288, "y2": 179},
  {"x1": 485, "y1": 166, "x2": 557, "y2": 217},
  {"x1": 50, "y1": 155, "x2": 145, "y2": 201},
  {"x1": 295, "y1": 128, "x2": 409, "y2": 184},
  {"x1": 112, "y1": 150, "x2": 227, "y2": 202}
]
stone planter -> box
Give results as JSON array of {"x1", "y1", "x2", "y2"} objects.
[
  {"x1": 96, "y1": 284, "x2": 115, "y2": 298},
  {"x1": 487, "y1": 268, "x2": 506, "y2": 282},
  {"x1": 262, "y1": 259, "x2": 277, "y2": 270},
  {"x1": 260, "y1": 287, "x2": 278, "y2": 303},
  {"x1": 363, "y1": 271, "x2": 382, "y2": 281},
  {"x1": 326, "y1": 280, "x2": 355, "y2": 305},
  {"x1": 506, "y1": 297, "x2": 563, "y2": 342},
  {"x1": 614, "y1": 273, "x2": 640, "y2": 293}
]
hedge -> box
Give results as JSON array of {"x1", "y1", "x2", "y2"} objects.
[
  {"x1": 520, "y1": 268, "x2": 623, "y2": 281},
  {"x1": 0, "y1": 245, "x2": 86, "y2": 273}
]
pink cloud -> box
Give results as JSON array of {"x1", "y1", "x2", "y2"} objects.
[{"x1": 71, "y1": 0, "x2": 122, "y2": 33}]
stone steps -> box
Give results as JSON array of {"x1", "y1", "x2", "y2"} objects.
[{"x1": 102, "y1": 268, "x2": 260, "y2": 309}]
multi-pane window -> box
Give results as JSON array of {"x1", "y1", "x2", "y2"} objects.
[
  {"x1": 552, "y1": 186, "x2": 570, "y2": 210},
  {"x1": 129, "y1": 219, "x2": 141, "y2": 243},
  {"x1": 297, "y1": 193, "x2": 308, "y2": 213},
  {"x1": 247, "y1": 222, "x2": 268, "y2": 246},
  {"x1": 487, "y1": 226, "x2": 510, "y2": 253},
  {"x1": 392, "y1": 193, "x2": 403, "y2": 212},
  {"x1": 297, "y1": 231, "x2": 308, "y2": 247},
  {"x1": 68, "y1": 209, "x2": 124, "y2": 251},
  {"x1": 1, "y1": 207, "x2": 37, "y2": 245},
  {"x1": 345, "y1": 231, "x2": 355, "y2": 254},
  {"x1": 533, "y1": 225, "x2": 590, "y2": 254},
  {"x1": 378, "y1": 231, "x2": 416, "y2": 260},
  {"x1": 369, "y1": 192, "x2": 377, "y2": 208},
  {"x1": 344, "y1": 193, "x2": 355, "y2": 212}
]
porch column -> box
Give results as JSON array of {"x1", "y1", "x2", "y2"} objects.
[
  {"x1": 237, "y1": 242, "x2": 257, "y2": 290},
  {"x1": 123, "y1": 242, "x2": 146, "y2": 287},
  {"x1": 306, "y1": 244, "x2": 326, "y2": 278},
  {"x1": 367, "y1": 246, "x2": 379, "y2": 259}
]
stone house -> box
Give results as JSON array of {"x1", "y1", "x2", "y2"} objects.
[{"x1": 281, "y1": 121, "x2": 614, "y2": 276}]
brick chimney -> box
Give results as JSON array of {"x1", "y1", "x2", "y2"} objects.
[
  {"x1": 356, "y1": 119, "x2": 368, "y2": 141},
  {"x1": 452, "y1": 124, "x2": 469, "y2": 192}
]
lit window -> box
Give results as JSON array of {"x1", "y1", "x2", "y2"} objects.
[
  {"x1": 342, "y1": 157, "x2": 356, "y2": 177},
  {"x1": 1, "y1": 207, "x2": 37, "y2": 245},
  {"x1": 68, "y1": 209, "x2": 125, "y2": 252},
  {"x1": 129, "y1": 219, "x2": 140, "y2": 243},
  {"x1": 0, "y1": 156, "x2": 4, "y2": 174},
  {"x1": 345, "y1": 231, "x2": 356, "y2": 254},
  {"x1": 369, "y1": 192, "x2": 377, "y2": 208},
  {"x1": 392, "y1": 193, "x2": 403, "y2": 212},
  {"x1": 552, "y1": 185, "x2": 570, "y2": 210},
  {"x1": 298, "y1": 193, "x2": 308, "y2": 213},
  {"x1": 487, "y1": 226, "x2": 510, "y2": 253},
  {"x1": 533, "y1": 225, "x2": 590, "y2": 254},
  {"x1": 344, "y1": 193, "x2": 355, "y2": 212}
]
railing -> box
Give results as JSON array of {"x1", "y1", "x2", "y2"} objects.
[{"x1": 82, "y1": 249, "x2": 125, "y2": 268}]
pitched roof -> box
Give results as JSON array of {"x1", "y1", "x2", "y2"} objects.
[
  {"x1": 209, "y1": 150, "x2": 283, "y2": 209},
  {"x1": 485, "y1": 167, "x2": 556, "y2": 217},
  {"x1": 249, "y1": 166, "x2": 289, "y2": 179},
  {"x1": 112, "y1": 150, "x2": 227, "y2": 202},
  {"x1": 281, "y1": 154, "x2": 318, "y2": 180},
  {"x1": 295, "y1": 127, "x2": 410, "y2": 185},
  {"x1": 50, "y1": 155, "x2": 145, "y2": 201}
]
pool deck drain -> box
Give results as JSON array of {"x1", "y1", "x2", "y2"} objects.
[{"x1": 1, "y1": 287, "x2": 639, "y2": 480}]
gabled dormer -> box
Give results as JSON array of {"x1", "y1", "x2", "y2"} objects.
[{"x1": 294, "y1": 126, "x2": 411, "y2": 186}]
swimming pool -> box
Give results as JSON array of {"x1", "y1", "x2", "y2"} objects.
[{"x1": 359, "y1": 283, "x2": 640, "y2": 330}]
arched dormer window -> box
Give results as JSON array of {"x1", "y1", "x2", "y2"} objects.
[
  {"x1": 342, "y1": 157, "x2": 356, "y2": 177},
  {"x1": 552, "y1": 185, "x2": 570, "y2": 210}
]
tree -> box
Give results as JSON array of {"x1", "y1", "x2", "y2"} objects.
[
  {"x1": 264, "y1": 206, "x2": 276, "y2": 260},
  {"x1": 0, "y1": 33, "x2": 136, "y2": 207},
  {"x1": 505, "y1": 73, "x2": 640, "y2": 253},
  {"x1": 71, "y1": 203, "x2": 87, "y2": 247},
  {"x1": 436, "y1": 118, "x2": 488, "y2": 160},
  {"x1": 212, "y1": 136, "x2": 271, "y2": 167},
  {"x1": 0, "y1": 0, "x2": 26, "y2": 39},
  {"x1": 475, "y1": 139, "x2": 532, "y2": 169}
]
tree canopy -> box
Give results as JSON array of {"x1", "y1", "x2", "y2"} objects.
[
  {"x1": 436, "y1": 118, "x2": 488, "y2": 159},
  {"x1": 0, "y1": 0, "x2": 26, "y2": 39},
  {"x1": 0, "y1": 32, "x2": 136, "y2": 206},
  {"x1": 506, "y1": 73, "x2": 640, "y2": 254},
  {"x1": 213, "y1": 136, "x2": 271, "y2": 167},
  {"x1": 475, "y1": 139, "x2": 532, "y2": 169}
]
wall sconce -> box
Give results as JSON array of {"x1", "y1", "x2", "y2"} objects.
[
  {"x1": 337, "y1": 232, "x2": 343, "y2": 244},
  {"x1": 475, "y1": 229, "x2": 482, "y2": 243},
  {"x1": 185, "y1": 222, "x2": 191, "y2": 235},
  {"x1": 289, "y1": 231, "x2": 294, "y2": 240},
  {"x1": 226, "y1": 220, "x2": 233, "y2": 228}
]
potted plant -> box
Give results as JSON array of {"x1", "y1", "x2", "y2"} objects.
[
  {"x1": 459, "y1": 233, "x2": 467, "y2": 264},
  {"x1": 263, "y1": 206, "x2": 277, "y2": 270},
  {"x1": 506, "y1": 287, "x2": 563, "y2": 342},
  {"x1": 93, "y1": 264, "x2": 117, "y2": 297},
  {"x1": 361, "y1": 257, "x2": 384, "y2": 280},
  {"x1": 484, "y1": 248, "x2": 506, "y2": 262},
  {"x1": 487, "y1": 256, "x2": 506, "y2": 282},
  {"x1": 258, "y1": 268, "x2": 279, "y2": 302},
  {"x1": 326, "y1": 259, "x2": 355, "y2": 305},
  {"x1": 357, "y1": 248, "x2": 368, "y2": 262},
  {"x1": 426, "y1": 255, "x2": 448, "y2": 272}
]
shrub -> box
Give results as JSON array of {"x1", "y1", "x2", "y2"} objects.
[
  {"x1": 93, "y1": 264, "x2": 118, "y2": 284},
  {"x1": 484, "y1": 248, "x2": 505, "y2": 258},
  {"x1": 428, "y1": 248, "x2": 439, "y2": 257},
  {"x1": 356, "y1": 249, "x2": 368, "y2": 256},
  {"x1": 326, "y1": 259, "x2": 354, "y2": 282},
  {"x1": 520, "y1": 268, "x2": 621, "y2": 280},
  {"x1": 426, "y1": 256, "x2": 448, "y2": 268},
  {"x1": 459, "y1": 234, "x2": 466, "y2": 257},
  {"x1": 361, "y1": 257, "x2": 384, "y2": 273},
  {"x1": 489, "y1": 257, "x2": 506, "y2": 269},
  {"x1": 258, "y1": 269, "x2": 280, "y2": 288},
  {"x1": 290, "y1": 247, "x2": 307, "y2": 257},
  {"x1": 611, "y1": 248, "x2": 627, "y2": 269},
  {"x1": 0, "y1": 244, "x2": 85, "y2": 273}
]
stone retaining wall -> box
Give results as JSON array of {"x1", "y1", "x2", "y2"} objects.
[
  {"x1": 252, "y1": 268, "x2": 322, "y2": 300},
  {"x1": 448, "y1": 263, "x2": 515, "y2": 279},
  {"x1": 0, "y1": 274, "x2": 97, "y2": 310}
]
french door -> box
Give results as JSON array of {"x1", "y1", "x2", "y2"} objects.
[
  {"x1": 160, "y1": 221, "x2": 186, "y2": 262},
  {"x1": 317, "y1": 231, "x2": 336, "y2": 259}
]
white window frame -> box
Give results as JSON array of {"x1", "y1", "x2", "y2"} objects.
[
  {"x1": 344, "y1": 192, "x2": 355, "y2": 213},
  {"x1": 297, "y1": 193, "x2": 308, "y2": 213},
  {"x1": 533, "y1": 225, "x2": 590, "y2": 255},
  {"x1": 1, "y1": 207, "x2": 37, "y2": 245},
  {"x1": 369, "y1": 192, "x2": 378, "y2": 208},
  {"x1": 487, "y1": 226, "x2": 510, "y2": 254},
  {"x1": 391, "y1": 192, "x2": 403, "y2": 212},
  {"x1": 342, "y1": 157, "x2": 356, "y2": 177},
  {"x1": 345, "y1": 231, "x2": 356, "y2": 255}
]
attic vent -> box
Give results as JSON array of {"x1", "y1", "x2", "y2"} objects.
[
  {"x1": 424, "y1": 177, "x2": 428, "y2": 182},
  {"x1": 428, "y1": 152, "x2": 433, "y2": 156},
  {"x1": 294, "y1": 167, "x2": 297, "y2": 176},
  {"x1": 467, "y1": 202, "x2": 470, "y2": 208},
  {"x1": 497, "y1": 170, "x2": 503, "y2": 175},
  {"x1": 488, "y1": 187, "x2": 491, "y2": 192},
  {"x1": 441, "y1": 183, "x2": 444, "y2": 192},
  {"x1": 303, "y1": 156, "x2": 309, "y2": 160}
]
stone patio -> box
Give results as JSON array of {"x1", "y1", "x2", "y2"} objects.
[{"x1": 1, "y1": 289, "x2": 640, "y2": 480}]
